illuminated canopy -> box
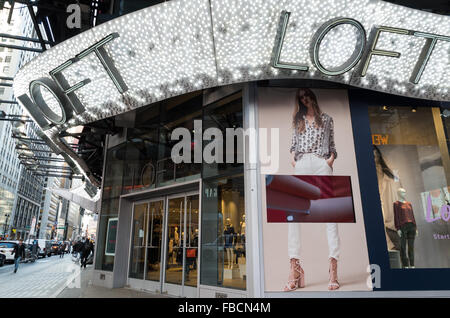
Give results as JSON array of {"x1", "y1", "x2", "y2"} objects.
[{"x1": 13, "y1": 0, "x2": 450, "y2": 186}]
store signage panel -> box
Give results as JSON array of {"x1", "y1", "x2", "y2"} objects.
[
  {"x1": 105, "y1": 217, "x2": 118, "y2": 256},
  {"x1": 13, "y1": 0, "x2": 450, "y2": 185}
]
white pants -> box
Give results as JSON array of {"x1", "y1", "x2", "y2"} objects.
[{"x1": 288, "y1": 153, "x2": 340, "y2": 260}]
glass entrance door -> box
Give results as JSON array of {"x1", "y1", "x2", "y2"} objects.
[
  {"x1": 128, "y1": 192, "x2": 199, "y2": 297},
  {"x1": 162, "y1": 193, "x2": 199, "y2": 297},
  {"x1": 164, "y1": 196, "x2": 185, "y2": 286},
  {"x1": 129, "y1": 203, "x2": 147, "y2": 280},
  {"x1": 146, "y1": 200, "x2": 164, "y2": 282}
]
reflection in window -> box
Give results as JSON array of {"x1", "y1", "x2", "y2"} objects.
[
  {"x1": 369, "y1": 105, "x2": 450, "y2": 269},
  {"x1": 123, "y1": 92, "x2": 202, "y2": 194},
  {"x1": 95, "y1": 143, "x2": 126, "y2": 271},
  {"x1": 202, "y1": 92, "x2": 243, "y2": 179}
]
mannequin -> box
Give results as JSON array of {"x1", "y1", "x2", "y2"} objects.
[
  {"x1": 240, "y1": 214, "x2": 246, "y2": 241},
  {"x1": 238, "y1": 214, "x2": 246, "y2": 259},
  {"x1": 224, "y1": 218, "x2": 235, "y2": 269},
  {"x1": 373, "y1": 146, "x2": 401, "y2": 251},
  {"x1": 393, "y1": 188, "x2": 417, "y2": 268},
  {"x1": 174, "y1": 226, "x2": 179, "y2": 246},
  {"x1": 173, "y1": 226, "x2": 179, "y2": 264}
]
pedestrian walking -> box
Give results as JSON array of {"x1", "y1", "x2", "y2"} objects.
[
  {"x1": 59, "y1": 243, "x2": 65, "y2": 258},
  {"x1": 31, "y1": 240, "x2": 38, "y2": 260},
  {"x1": 11, "y1": 239, "x2": 26, "y2": 273},
  {"x1": 80, "y1": 239, "x2": 92, "y2": 269},
  {"x1": 74, "y1": 239, "x2": 83, "y2": 263}
]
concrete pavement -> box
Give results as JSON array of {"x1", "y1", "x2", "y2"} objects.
[
  {"x1": 0, "y1": 254, "x2": 81, "y2": 297},
  {"x1": 57, "y1": 264, "x2": 172, "y2": 298},
  {"x1": 0, "y1": 254, "x2": 171, "y2": 298}
]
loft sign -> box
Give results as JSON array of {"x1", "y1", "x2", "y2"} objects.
[
  {"x1": 18, "y1": 13, "x2": 450, "y2": 131},
  {"x1": 18, "y1": 33, "x2": 128, "y2": 131},
  {"x1": 271, "y1": 11, "x2": 450, "y2": 80}
]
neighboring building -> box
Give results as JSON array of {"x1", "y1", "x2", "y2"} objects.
[
  {"x1": 0, "y1": 7, "x2": 38, "y2": 239},
  {"x1": 39, "y1": 174, "x2": 61, "y2": 239},
  {"x1": 81, "y1": 211, "x2": 97, "y2": 240},
  {"x1": 1, "y1": 4, "x2": 89, "y2": 240},
  {"x1": 67, "y1": 199, "x2": 82, "y2": 240}
]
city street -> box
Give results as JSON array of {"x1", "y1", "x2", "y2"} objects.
[{"x1": 0, "y1": 254, "x2": 81, "y2": 298}]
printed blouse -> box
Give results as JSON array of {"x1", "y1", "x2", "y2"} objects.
[{"x1": 290, "y1": 113, "x2": 337, "y2": 161}]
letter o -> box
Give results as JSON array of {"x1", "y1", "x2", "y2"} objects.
[
  {"x1": 441, "y1": 205, "x2": 450, "y2": 222},
  {"x1": 310, "y1": 17, "x2": 366, "y2": 76},
  {"x1": 29, "y1": 78, "x2": 71, "y2": 125}
]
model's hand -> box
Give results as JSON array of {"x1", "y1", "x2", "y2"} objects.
[
  {"x1": 326, "y1": 157, "x2": 334, "y2": 168},
  {"x1": 397, "y1": 230, "x2": 402, "y2": 237},
  {"x1": 290, "y1": 152, "x2": 296, "y2": 168}
]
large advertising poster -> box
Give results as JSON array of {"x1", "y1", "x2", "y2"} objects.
[{"x1": 258, "y1": 88, "x2": 371, "y2": 292}]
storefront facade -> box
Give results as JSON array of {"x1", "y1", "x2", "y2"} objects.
[
  {"x1": 13, "y1": 0, "x2": 450, "y2": 297},
  {"x1": 86, "y1": 83, "x2": 450, "y2": 297}
]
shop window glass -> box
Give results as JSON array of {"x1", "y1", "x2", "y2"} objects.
[
  {"x1": 201, "y1": 174, "x2": 246, "y2": 290},
  {"x1": 95, "y1": 144, "x2": 126, "y2": 271},
  {"x1": 202, "y1": 93, "x2": 243, "y2": 178},
  {"x1": 95, "y1": 198, "x2": 119, "y2": 271},
  {"x1": 156, "y1": 94, "x2": 202, "y2": 187},
  {"x1": 369, "y1": 105, "x2": 450, "y2": 268},
  {"x1": 102, "y1": 143, "x2": 127, "y2": 200},
  {"x1": 124, "y1": 92, "x2": 202, "y2": 193}
]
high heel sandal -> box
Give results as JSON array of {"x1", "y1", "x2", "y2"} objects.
[
  {"x1": 283, "y1": 258, "x2": 305, "y2": 292},
  {"x1": 328, "y1": 257, "x2": 340, "y2": 291}
]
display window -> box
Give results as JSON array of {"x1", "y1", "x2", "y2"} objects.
[
  {"x1": 368, "y1": 105, "x2": 450, "y2": 269},
  {"x1": 201, "y1": 175, "x2": 246, "y2": 290}
]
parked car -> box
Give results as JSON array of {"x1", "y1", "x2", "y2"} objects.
[
  {"x1": 0, "y1": 241, "x2": 17, "y2": 262},
  {"x1": 0, "y1": 241, "x2": 36, "y2": 263},
  {"x1": 50, "y1": 242, "x2": 60, "y2": 255},
  {"x1": 26, "y1": 239, "x2": 52, "y2": 258},
  {"x1": 0, "y1": 253, "x2": 5, "y2": 267}
]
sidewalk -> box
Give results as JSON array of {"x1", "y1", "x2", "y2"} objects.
[{"x1": 57, "y1": 264, "x2": 172, "y2": 298}]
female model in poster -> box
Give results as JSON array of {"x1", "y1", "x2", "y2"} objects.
[{"x1": 284, "y1": 88, "x2": 340, "y2": 291}]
